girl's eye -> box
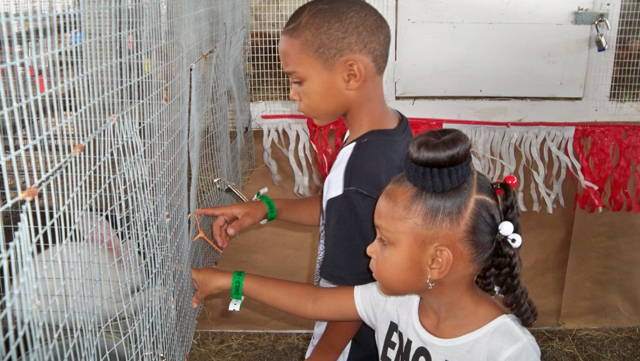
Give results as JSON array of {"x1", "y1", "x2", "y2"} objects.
[
  {"x1": 292, "y1": 81, "x2": 302, "y2": 85},
  {"x1": 379, "y1": 237, "x2": 387, "y2": 246}
]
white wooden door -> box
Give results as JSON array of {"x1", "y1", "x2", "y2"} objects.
[{"x1": 395, "y1": 0, "x2": 594, "y2": 98}]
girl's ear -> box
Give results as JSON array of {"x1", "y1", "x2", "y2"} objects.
[{"x1": 427, "y1": 246, "x2": 453, "y2": 281}]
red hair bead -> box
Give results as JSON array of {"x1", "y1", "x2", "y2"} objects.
[{"x1": 504, "y1": 175, "x2": 518, "y2": 188}]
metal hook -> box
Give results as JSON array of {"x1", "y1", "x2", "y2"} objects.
[
  {"x1": 594, "y1": 16, "x2": 611, "y2": 32},
  {"x1": 213, "y1": 178, "x2": 249, "y2": 202}
]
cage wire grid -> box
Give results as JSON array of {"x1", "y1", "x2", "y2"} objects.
[
  {"x1": 585, "y1": 1, "x2": 640, "y2": 119},
  {"x1": 0, "y1": 0, "x2": 253, "y2": 359}
]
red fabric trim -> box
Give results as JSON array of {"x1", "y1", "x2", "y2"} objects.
[
  {"x1": 305, "y1": 118, "x2": 348, "y2": 179},
  {"x1": 408, "y1": 118, "x2": 443, "y2": 135},
  {"x1": 574, "y1": 126, "x2": 640, "y2": 213}
]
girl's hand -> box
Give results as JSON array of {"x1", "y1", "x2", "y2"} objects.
[
  {"x1": 191, "y1": 268, "x2": 361, "y2": 322},
  {"x1": 191, "y1": 267, "x2": 233, "y2": 309}
]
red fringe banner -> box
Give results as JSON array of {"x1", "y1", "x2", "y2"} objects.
[
  {"x1": 574, "y1": 125, "x2": 640, "y2": 213},
  {"x1": 306, "y1": 118, "x2": 348, "y2": 179}
]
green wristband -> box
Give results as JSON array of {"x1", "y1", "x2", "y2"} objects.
[
  {"x1": 258, "y1": 195, "x2": 277, "y2": 222},
  {"x1": 231, "y1": 271, "x2": 246, "y2": 300}
]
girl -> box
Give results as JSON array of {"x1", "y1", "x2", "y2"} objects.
[{"x1": 191, "y1": 129, "x2": 541, "y2": 360}]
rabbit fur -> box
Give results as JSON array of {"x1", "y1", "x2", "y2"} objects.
[{"x1": 9, "y1": 212, "x2": 148, "y2": 328}]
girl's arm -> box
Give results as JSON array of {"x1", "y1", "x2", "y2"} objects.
[{"x1": 191, "y1": 267, "x2": 361, "y2": 321}]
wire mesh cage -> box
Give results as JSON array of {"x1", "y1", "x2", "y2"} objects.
[
  {"x1": 610, "y1": 0, "x2": 640, "y2": 102},
  {"x1": 249, "y1": 0, "x2": 301, "y2": 102},
  {"x1": 590, "y1": 1, "x2": 640, "y2": 120},
  {"x1": 1, "y1": 0, "x2": 253, "y2": 359}
]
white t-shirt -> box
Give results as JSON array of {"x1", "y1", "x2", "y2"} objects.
[{"x1": 354, "y1": 282, "x2": 541, "y2": 361}]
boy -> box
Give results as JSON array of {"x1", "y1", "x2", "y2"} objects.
[{"x1": 197, "y1": 1, "x2": 413, "y2": 359}]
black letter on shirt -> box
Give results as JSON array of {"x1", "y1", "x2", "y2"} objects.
[
  {"x1": 381, "y1": 321, "x2": 399, "y2": 361},
  {"x1": 394, "y1": 330, "x2": 412, "y2": 361},
  {"x1": 411, "y1": 346, "x2": 432, "y2": 361}
]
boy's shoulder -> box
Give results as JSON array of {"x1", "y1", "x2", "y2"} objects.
[
  {"x1": 340, "y1": 113, "x2": 412, "y2": 193},
  {"x1": 353, "y1": 112, "x2": 413, "y2": 145}
]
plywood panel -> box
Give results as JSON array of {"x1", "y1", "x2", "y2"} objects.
[
  {"x1": 517, "y1": 172, "x2": 577, "y2": 328},
  {"x1": 396, "y1": 0, "x2": 593, "y2": 98},
  {"x1": 559, "y1": 209, "x2": 640, "y2": 328},
  {"x1": 400, "y1": 0, "x2": 589, "y2": 24},
  {"x1": 395, "y1": 24, "x2": 590, "y2": 97}
]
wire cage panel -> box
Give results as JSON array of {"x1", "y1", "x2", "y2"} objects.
[
  {"x1": 1, "y1": 0, "x2": 253, "y2": 359},
  {"x1": 249, "y1": 0, "x2": 303, "y2": 102},
  {"x1": 589, "y1": 0, "x2": 640, "y2": 120},
  {"x1": 610, "y1": 0, "x2": 640, "y2": 102}
]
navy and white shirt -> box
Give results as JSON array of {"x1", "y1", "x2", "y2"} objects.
[{"x1": 315, "y1": 112, "x2": 413, "y2": 286}]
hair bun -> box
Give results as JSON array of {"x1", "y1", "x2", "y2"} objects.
[{"x1": 404, "y1": 129, "x2": 473, "y2": 193}]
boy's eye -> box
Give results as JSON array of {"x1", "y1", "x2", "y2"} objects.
[
  {"x1": 292, "y1": 81, "x2": 302, "y2": 85},
  {"x1": 378, "y1": 237, "x2": 387, "y2": 246}
]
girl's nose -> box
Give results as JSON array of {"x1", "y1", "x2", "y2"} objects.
[{"x1": 366, "y1": 242, "x2": 375, "y2": 257}]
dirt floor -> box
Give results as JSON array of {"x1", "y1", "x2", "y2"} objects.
[{"x1": 188, "y1": 327, "x2": 640, "y2": 361}]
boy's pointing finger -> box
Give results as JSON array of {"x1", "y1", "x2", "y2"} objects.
[{"x1": 197, "y1": 207, "x2": 225, "y2": 216}]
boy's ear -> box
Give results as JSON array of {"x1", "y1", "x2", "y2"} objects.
[
  {"x1": 341, "y1": 57, "x2": 366, "y2": 90},
  {"x1": 427, "y1": 246, "x2": 453, "y2": 281}
]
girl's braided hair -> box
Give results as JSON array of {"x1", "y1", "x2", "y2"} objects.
[{"x1": 389, "y1": 128, "x2": 538, "y2": 327}]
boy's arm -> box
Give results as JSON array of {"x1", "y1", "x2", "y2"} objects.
[
  {"x1": 272, "y1": 195, "x2": 322, "y2": 225},
  {"x1": 191, "y1": 267, "x2": 360, "y2": 321},
  {"x1": 198, "y1": 194, "x2": 322, "y2": 248},
  {"x1": 307, "y1": 321, "x2": 363, "y2": 361}
]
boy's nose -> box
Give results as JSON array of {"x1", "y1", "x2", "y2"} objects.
[{"x1": 288, "y1": 87, "x2": 300, "y2": 101}]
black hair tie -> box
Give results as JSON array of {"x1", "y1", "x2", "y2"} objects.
[{"x1": 404, "y1": 156, "x2": 472, "y2": 193}]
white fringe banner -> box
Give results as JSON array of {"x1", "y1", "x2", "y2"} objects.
[
  {"x1": 257, "y1": 116, "x2": 640, "y2": 213},
  {"x1": 255, "y1": 116, "x2": 321, "y2": 197},
  {"x1": 444, "y1": 124, "x2": 580, "y2": 213}
]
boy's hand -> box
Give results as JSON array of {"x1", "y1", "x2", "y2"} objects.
[
  {"x1": 198, "y1": 202, "x2": 268, "y2": 248},
  {"x1": 191, "y1": 267, "x2": 233, "y2": 309}
]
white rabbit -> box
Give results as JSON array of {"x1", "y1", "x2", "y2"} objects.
[{"x1": 9, "y1": 212, "x2": 146, "y2": 329}]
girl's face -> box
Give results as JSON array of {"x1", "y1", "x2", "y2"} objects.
[{"x1": 366, "y1": 187, "x2": 433, "y2": 296}]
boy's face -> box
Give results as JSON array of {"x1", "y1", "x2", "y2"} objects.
[{"x1": 279, "y1": 35, "x2": 346, "y2": 125}]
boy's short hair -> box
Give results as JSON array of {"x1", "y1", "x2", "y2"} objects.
[{"x1": 282, "y1": 0, "x2": 391, "y2": 75}]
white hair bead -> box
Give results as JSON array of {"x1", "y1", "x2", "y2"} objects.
[
  {"x1": 507, "y1": 234, "x2": 522, "y2": 249},
  {"x1": 498, "y1": 221, "x2": 514, "y2": 236}
]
